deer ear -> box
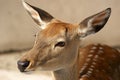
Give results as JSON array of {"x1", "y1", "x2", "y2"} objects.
[
  {"x1": 78, "y1": 8, "x2": 111, "y2": 38},
  {"x1": 22, "y1": 0, "x2": 54, "y2": 29}
]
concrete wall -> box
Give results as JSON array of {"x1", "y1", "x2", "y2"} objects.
[{"x1": 0, "y1": 0, "x2": 120, "y2": 51}]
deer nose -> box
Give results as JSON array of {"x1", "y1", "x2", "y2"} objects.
[{"x1": 17, "y1": 60, "x2": 30, "y2": 72}]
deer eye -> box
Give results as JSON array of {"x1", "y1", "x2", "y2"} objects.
[{"x1": 55, "y1": 41, "x2": 65, "y2": 47}]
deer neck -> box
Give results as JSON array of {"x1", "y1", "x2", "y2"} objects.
[{"x1": 52, "y1": 57, "x2": 79, "y2": 80}]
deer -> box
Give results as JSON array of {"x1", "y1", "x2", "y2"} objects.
[{"x1": 17, "y1": 0, "x2": 120, "y2": 80}]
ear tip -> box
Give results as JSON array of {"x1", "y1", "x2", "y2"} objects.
[
  {"x1": 22, "y1": 0, "x2": 33, "y2": 11},
  {"x1": 106, "y1": 8, "x2": 111, "y2": 15},
  {"x1": 106, "y1": 8, "x2": 111, "y2": 11},
  {"x1": 22, "y1": 0, "x2": 27, "y2": 6},
  {"x1": 22, "y1": 0, "x2": 30, "y2": 7}
]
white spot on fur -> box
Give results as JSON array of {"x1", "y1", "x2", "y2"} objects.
[
  {"x1": 89, "y1": 68, "x2": 93, "y2": 71},
  {"x1": 91, "y1": 46, "x2": 97, "y2": 50},
  {"x1": 86, "y1": 58, "x2": 91, "y2": 62},
  {"x1": 90, "y1": 65, "x2": 95, "y2": 68},
  {"x1": 88, "y1": 54, "x2": 93, "y2": 58},
  {"x1": 94, "y1": 55, "x2": 99, "y2": 59},
  {"x1": 87, "y1": 70, "x2": 92, "y2": 74},
  {"x1": 92, "y1": 62, "x2": 96, "y2": 65},
  {"x1": 81, "y1": 75, "x2": 89, "y2": 78},
  {"x1": 99, "y1": 46, "x2": 104, "y2": 50},
  {"x1": 84, "y1": 63, "x2": 88, "y2": 67}
]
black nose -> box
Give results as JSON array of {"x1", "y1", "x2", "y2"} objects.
[{"x1": 17, "y1": 60, "x2": 30, "y2": 72}]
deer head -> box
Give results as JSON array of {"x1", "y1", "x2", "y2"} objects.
[{"x1": 17, "y1": 1, "x2": 111, "y2": 72}]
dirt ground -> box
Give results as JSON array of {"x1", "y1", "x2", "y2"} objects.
[{"x1": 0, "y1": 51, "x2": 52, "y2": 80}]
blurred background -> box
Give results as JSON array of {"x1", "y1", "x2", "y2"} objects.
[{"x1": 0, "y1": 0, "x2": 120, "y2": 80}]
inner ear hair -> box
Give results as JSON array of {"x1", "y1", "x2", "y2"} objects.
[{"x1": 79, "y1": 8, "x2": 111, "y2": 37}]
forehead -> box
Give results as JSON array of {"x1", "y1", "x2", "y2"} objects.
[
  {"x1": 41, "y1": 23, "x2": 66, "y2": 37},
  {"x1": 38, "y1": 21, "x2": 78, "y2": 38}
]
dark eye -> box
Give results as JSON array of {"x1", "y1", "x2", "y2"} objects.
[{"x1": 55, "y1": 41, "x2": 65, "y2": 47}]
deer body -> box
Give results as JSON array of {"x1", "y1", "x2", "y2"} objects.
[
  {"x1": 51, "y1": 44, "x2": 120, "y2": 80},
  {"x1": 17, "y1": 1, "x2": 120, "y2": 80}
]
